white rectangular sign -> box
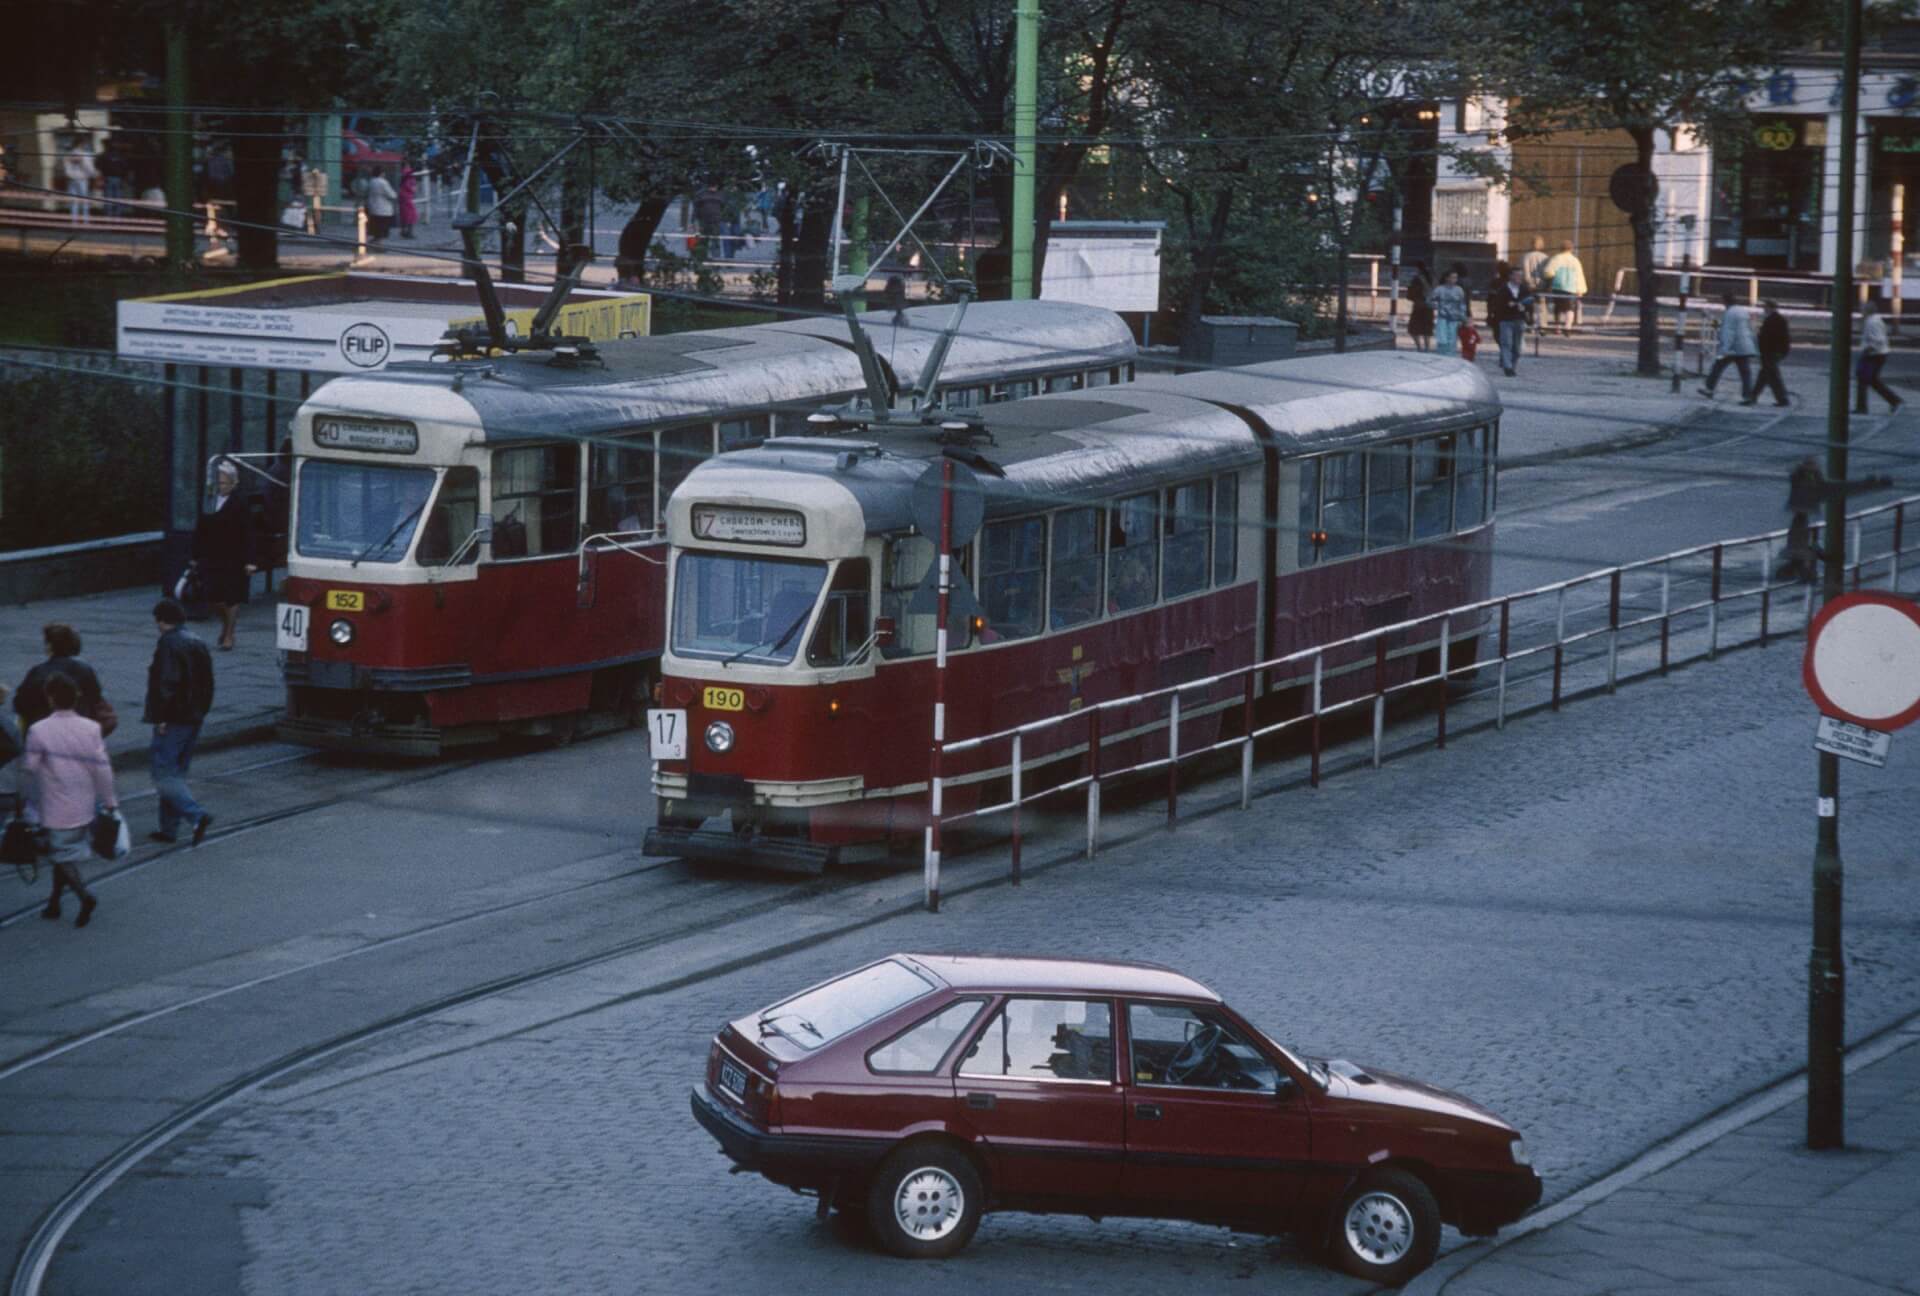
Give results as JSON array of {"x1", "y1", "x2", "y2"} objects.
[
  {"x1": 1041, "y1": 234, "x2": 1163, "y2": 313},
  {"x1": 1813, "y1": 715, "x2": 1891, "y2": 768},
  {"x1": 275, "y1": 602, "x2": 310, "y2": 653},
  {"x1": 691, "y1": 506, "x2": 806, "y2": 547},
  {"x1": 116, "y1": 300, "x2": 450, "y2": 372},
  {"x1": 648, "y1": 708, "x2": 688, "y2": 761}
]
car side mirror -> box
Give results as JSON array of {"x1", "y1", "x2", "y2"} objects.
[
  {"x1": 873, "y1": 616, "x2": 897, "y2": 647},
  {"x1": 1274, "y1": 1075, "x2": 1298, "y2": 1101}
]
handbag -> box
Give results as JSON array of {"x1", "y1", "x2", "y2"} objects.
[
  {"x1": 174, "y1": 562, "x2": 204, "y2": 603},
  {"x1": 90, "y1": 808, "x2": 130, "y2": 861},
  {"x1": 2, "y1": 815, "x2": 37, "y2": 866},
  {"x1": 92, "y1": 697, "x2": 118, "y2": 739}
]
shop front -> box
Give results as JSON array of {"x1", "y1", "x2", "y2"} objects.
[{"x1": 1708, "y1": 114, "x2": 1825, "y2": 272}]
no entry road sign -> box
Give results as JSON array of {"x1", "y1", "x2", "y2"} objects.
[{"x1": 1802, "y1": 592, "x2": 1920, "y2": 732}]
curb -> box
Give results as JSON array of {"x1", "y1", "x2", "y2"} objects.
[
  {"x1": 105, "y1": 709, "x2": 283, "y2": 774},
  {"x1": 1400, "y1": 1010, "x2": 1920, "y2": 1296},
  {"x1": 1500, "y1": 405, "x2": 1707, "y2": 470}
]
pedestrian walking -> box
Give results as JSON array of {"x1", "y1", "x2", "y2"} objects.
[
  {"x1": 692, "y1": 184, "x2": 728, "y2": 256},
  {"x1": 365, "y1": 167, "x2": 398, "y2": 242},
  {"x1": 1406, "y1": 262, "x2": 1434, "y2": 352},
  {"x1": 1520, "y1": 235, "x2": 1549, "y2": 291},
  {"x1": 397, "y1": 166, "x2": 418, "y2": 239},
  {"x1": 143, "y1": 598, "x2": 215, "y2": 847},
  {"x1": 1756, "y1": 299, "x2": 1792, "y2": 407},
  {"x1": 13, "y1": 623, "x2": 104, "y2": 735},
  {"x1": 1775, "y1": 458, "x2": 1893, "y2": 583},
  {"x1": 1543, "y1": 241, "x2": 1587, "y2": 333},
  {"x1": 23, "y1": 673, "x2": 115, "y2": 928},
  {"x1": 1699, "y1": 294, "x2": 1759, "y2": 403},
  {"x1": 1431, "y1": 270, "x2": 1468, "y2": 356},
  {"x1": 1855, "y1": 299, "x2": 1903, "y2": 414},
  {"x1": 62, "y1": 139, "x2": 97, "y2": 223},
  {"x1": 302, "y1": 163, "x2": 329, "y2": 235},
  {"x1": 192, "y1": 460, "x2": 258, "y2": 651},
  {"x1": 1487, "y1": 267, "x2": 1535, "y2": 376}
]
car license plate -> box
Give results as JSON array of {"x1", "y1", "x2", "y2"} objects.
[
  {"x1": 719, "y1": 1059, "x2": 749, "y2": 1101},
  {"x1": 326, "y1": 590, "x2": 365, "y2": 612},
  {"x1": 275, "y1": 602, "x2": 309, "y2": 652},
  {"x1": 648, "y1": 709, "x2": 687, "y2": 760},
  {"x1": 703, "y1": 686, "x2": 745, "y2": 712}
]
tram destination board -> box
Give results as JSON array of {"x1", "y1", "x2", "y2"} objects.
[
  {"x1": 691, "y1": 506, "x2": 805, "y2": 547},
  {"x1": 312, "y1": 417, "x2": 419, "y2": 455}
]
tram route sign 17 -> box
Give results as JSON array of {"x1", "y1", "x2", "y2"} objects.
[{"x1": 1803, "y1": 591, "x2": 1920, "y2": 764}]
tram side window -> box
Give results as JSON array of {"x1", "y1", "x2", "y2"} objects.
[
  {"x1": 490, "y1": 445, "x2": 579, "y2": 559},
  {"x1": 417, "y1": 466, "x2": 480, "y2": 565},
  {"x1": 1413, "y1": 435, "x2": 1454, "y2": 540},
  {"x1": 943, "y1": 387, "x2": 986, "y2": 410},
  {"x1": 807, "y1": 559, "x2": 873, "y2": 666},
  {"x1": 657, "y1": 424, "x2": 714, "y2": 512},
  {"x1": 1214, "y1": 473, "x2": 1238, "y2": 584},
  {"x1": 880, "y1": 536, "x2": 972, "y2": 656},
  {"x1": 1050, "y1": 507, "x2": 1104, "y2": 629},
  {"x1": 1297, "y1": 460, "x2": 1322, "y2": 568},
  {"x1": 982, "y1": 516, "x2": 1046, "y2": 641},
  {"x1": 1367, "y1": 443, "x2": 1410, "y2": 549},
  {"x1": 1321, "y1": 451, "x2": 1365, "y2": 560},
  {"x1": 1108, "y1": 492, "x2": 1159, "y2": 613},
  {"x1": 774, "y1": 408, "x2": 816, "y2": 437},
  {"x1": 1163, "y1": 481, "x2": 1210, "y2": 600},
  {"x1": 720, "y1": 415, "x2": 769, "y2": 452},
  {"x1": 1085, "y1": 368, "x2": 1113, "y2": 388},
  {"x1": 1456, "y1": 427, "x2": 1487, "y2": 529},
  {"x1": 1044, "y1": 372, "x2": 1083, "y2": 393},
  {"x1": 588, "y1": 436, "x2": 655, "y2": 537}
]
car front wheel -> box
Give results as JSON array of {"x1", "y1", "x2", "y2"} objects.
[
  {"x1": 864, "y1": 1145, "x2": 983, "y2": 1259},
  {"x1": 1328, "y1": 1168, "x2": 1440, "y2": 1285}
]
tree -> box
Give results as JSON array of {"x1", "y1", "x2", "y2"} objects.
[{"x1": 1460, "y1": 0, "x2": 1837, "y2": 375}]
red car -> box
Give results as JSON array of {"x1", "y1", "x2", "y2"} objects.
[{"x1": 693, "y1": 954, "x2": 1541, "y2": 1284}]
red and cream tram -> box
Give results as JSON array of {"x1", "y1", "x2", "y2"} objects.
[
  {"x1": 275, "y1": 302, "x2": 1136, "y2": 754},
  {"x1": 644, "y1": 351, "x2": 1499, "y2": 869}
]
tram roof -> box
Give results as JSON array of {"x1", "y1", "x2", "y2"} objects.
[
  {"x1": 302, "y1": 300, "x2": 1134, "y2": 445},
  {"x1": 687, "y1": 352, "x2": 1500, "y2": 534}
]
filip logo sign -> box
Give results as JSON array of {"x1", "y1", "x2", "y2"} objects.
[{"x1": 339, "y1": 322, "x2": 392, "y2": 368}]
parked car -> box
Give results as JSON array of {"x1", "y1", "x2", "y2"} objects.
[{"x1": 692, "y1": 953, "x2": 1542, "y2": 1284}]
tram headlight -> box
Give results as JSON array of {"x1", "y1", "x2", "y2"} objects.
[
  {"x1": 328, "y1": 618, "x2": 356, "y2": 646},
  {"x1": 704, "y1": 721, "x2": 735, "y2": 754}
]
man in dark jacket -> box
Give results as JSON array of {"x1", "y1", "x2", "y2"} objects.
[
  {"x1": 1756, "y1": 300, "x2": 1792, "y2": 408},
  {"x1": 143, "y1": 598, "x2": 215, "y2": 845},
  {"x1": 1487, "y1": 267, "x2": 1535, "y2": 377},
  {"x1": 14, "y1": 623, "x2": 103, "y2": 732}
]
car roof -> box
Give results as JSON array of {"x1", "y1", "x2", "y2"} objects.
[{"x1": 896, "y1": 953, "x2": 1221, "y2": 1002}]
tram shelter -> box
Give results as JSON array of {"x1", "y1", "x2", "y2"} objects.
[{"x1": 114, "y1": 271, "x2": 650, "y2": 587}]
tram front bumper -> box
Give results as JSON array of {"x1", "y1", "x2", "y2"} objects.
[{"x1": 642, "y1": 825, "x2": 835, "y2": 875}]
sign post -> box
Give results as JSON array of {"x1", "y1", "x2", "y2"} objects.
[{"x1": 913, "y1": 458, "x2": 984, "y2": 915}]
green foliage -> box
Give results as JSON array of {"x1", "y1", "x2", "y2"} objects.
[{"x1": 0, "y1": 369, "x2": 166, "y2": 551}]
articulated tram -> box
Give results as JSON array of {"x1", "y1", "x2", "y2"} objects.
[
  {"x1": 275, "y1": 302, "x2": 1136, "y2": 754},
  {"x1": 645, "y1": 351, "x2": 1500, "y2": 869}
]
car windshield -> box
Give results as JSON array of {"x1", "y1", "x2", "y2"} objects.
[
  {"x1": 672, "y1": 551, "x2": 828, "y2": 665},
  {"x1": 757, "y1": 960, "x2": 936, "y2": 1051},
  {"x1": 296, "y1": 460, "x2": 437, "y2": 563}
]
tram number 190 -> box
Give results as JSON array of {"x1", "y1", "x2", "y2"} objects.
[{"x1": 648, "y1": 709, "x2": 688, "y2": 761}]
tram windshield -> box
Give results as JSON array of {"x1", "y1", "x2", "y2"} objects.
[
  {"x1": 296, "y1": 460, "x2": 437, "y2": 564},
  {"x1": 672, "y1": 551, "x2": 828, "y2": 666}
]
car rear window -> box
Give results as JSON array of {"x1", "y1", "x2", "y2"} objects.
[{"x1": 758, "y1": 959, "x2": 936, "y2": 1051}]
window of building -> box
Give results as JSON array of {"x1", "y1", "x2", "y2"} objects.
[
  {"x1": 1163, "y1": 481, "x2": 1211, "y2": 599},
  {"x1": 1367, "y1": 443, "x2": 1410, "y2": 549},
  {"x1": 416, "y1": 466, "x2": 480, "y2": 565},
  {"x1": 1107, "y1": 492, "x2": 1159, "y2": 612},
  {"x1": 807, "y1": 558, "x2": 872, "y2": 666},
  {"x1": 981, "y1": 516, "x2": 1046, "y2": 641},
  {"x1": 587, "y1": 434, "x2": 654, "y2": 537},
  {"x1": 657, "y1": 424, "x2": 713, "y2": 512},
  {"x1": 1321, "y1": 451, "x2": 1365, "y2": 560},
  {"x1": 490, "y1": 445, "x2": 579, "y2": 559},
  {"x1": 1412, "y1": 435, "x2": 1454, "y2": 539},
  {"x1": 1050, "y1": 507, "x2": 1104, "y2": 629},
  {"x1": 868, "y1": 1000, "x2": 987, "y2": 1074},
  {"x1": 1213, "y1": 474, "x2": 1238, "y2": 584},
  {"x1": 958, "y1": 998, "x2": 1113, "y2": 1083}
]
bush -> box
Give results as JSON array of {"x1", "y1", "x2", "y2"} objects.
[{"x1": 0, "y1": 368, "x2": 166, "y2": 551}]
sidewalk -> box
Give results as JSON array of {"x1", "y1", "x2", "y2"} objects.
[
  {"x1": 1409, "y1": 1020, "x2": 1920, "y2": 1296},
  {"x1": 2, "y1": 590, "x2": 282, "y2": 769}
]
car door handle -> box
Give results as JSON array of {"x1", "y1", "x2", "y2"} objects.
[
  {"x1": 1135, "y1": 1102, "x2": 1162, "y2": 1120},
  {"x1": 966, "y1": 1092, "x2": 996, "y2": 1110}
]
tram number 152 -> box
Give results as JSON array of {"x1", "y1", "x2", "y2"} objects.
[{"x1": 648, "y1": 709, "x2": 688, "y2": 761}]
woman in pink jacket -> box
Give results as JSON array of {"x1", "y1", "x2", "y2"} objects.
[
  {"x1": 23, "y1": 672, "x2": 117, "y2": 927},
  {"x1": 397, "y1": 167, "x2": 419, "y2": 239}
]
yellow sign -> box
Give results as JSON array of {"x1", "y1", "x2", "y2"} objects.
[
  {"x1": 703, "y1": 686, "x2": 745, "y2": 712},
  {"x1": 326, "y1": 590, "x2": 365, "y2": 611},
  {"x1": 1754, "y1": 122, "x2": 1797, "y2": 151},
  {"x1": 448, "y1": 293, "x2": 652, "y2": 344}
]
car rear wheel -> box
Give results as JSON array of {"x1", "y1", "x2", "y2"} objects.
[
  {"x1": 1328, "y1": 1168, "x2": 1440, "y2": 1286},
  {"x1": 865, "y1": 1145, "x2": 983, "y2": 1259}
]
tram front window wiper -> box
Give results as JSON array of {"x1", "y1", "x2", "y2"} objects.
[
  {"x1": 721, "y1": 601, "x2": 813, "y2": 668},
  {"x1": 351, "y1": 500, "x2": 427, "y2": 568}
]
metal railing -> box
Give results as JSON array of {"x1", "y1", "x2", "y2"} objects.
[{"x1": 932, "y1": 495, "x2": 1919, "y2": 896}]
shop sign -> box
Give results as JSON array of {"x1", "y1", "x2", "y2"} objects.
[{"x1": 1754, "y1": 121, "x2": 1798, "y2": 151}]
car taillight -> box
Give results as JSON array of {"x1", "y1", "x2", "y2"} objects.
[{"x1": 763, "y1": 1083, "x2": 781, "y2": 1129}]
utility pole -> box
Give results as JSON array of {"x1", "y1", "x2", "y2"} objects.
[
  {"x1": 1810, "y1": 0, "x2": 1862, "y2": 1152},
  {"x1": 163, "y1": 21, "x2": 193, "y2": 267},
  {"x1": 1009, "y1": 0, "x2": 1040, "y2": 300}
]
